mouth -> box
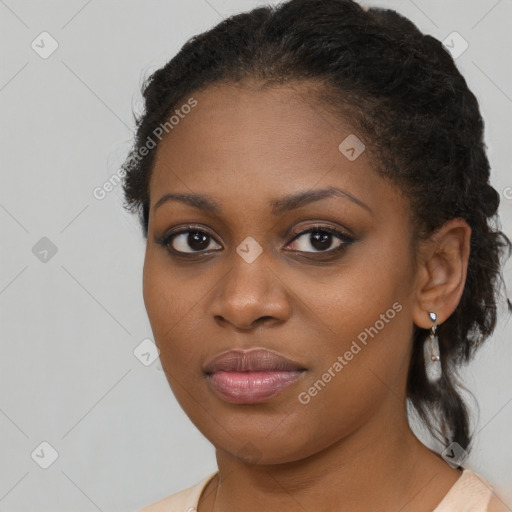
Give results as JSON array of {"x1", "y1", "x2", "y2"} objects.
[{"x1": 203, "y1": 348, "x2": 307, "y2": 404}]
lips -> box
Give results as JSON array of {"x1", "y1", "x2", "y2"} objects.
[
  {"x1": 203, "y1": 348, "x2": 306, "y2": 404},
  {"x1": 204, "y1": 348, "x2": 306, "y2": 373}
]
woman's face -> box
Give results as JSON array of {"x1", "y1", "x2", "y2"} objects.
[{"x1": 143, "y1": 81, "x2": 420, "y2": 464}]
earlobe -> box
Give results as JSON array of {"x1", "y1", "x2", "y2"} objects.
[{"x1": 412, "y1": 218, "x2": 472, "y2": 329}]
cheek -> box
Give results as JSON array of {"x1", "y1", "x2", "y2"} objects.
[
  {"x1": 291, "y1": 300, "x2": 411, "y2": 453},
  {"x1": 142, "y1": 252, "x2": 205, "y2": 369},
  {"x1": 142, "y1": 254, "x2": 211, "y2": 416},
  {"x1": 296, "y1": 236, "x2": 414, "y2": 401},
  {"x1": 304, "y1": 238, "x2": 411, "y2": 341}
]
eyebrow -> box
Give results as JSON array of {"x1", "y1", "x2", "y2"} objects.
[{"x1": 153, "y1": 186, "x2": 372, "y2": 216}]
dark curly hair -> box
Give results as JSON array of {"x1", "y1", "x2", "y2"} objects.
[{"x1": 121, "y1": 0, "x2": 511, "y2": 453}]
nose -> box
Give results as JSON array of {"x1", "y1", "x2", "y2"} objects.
[{"x1": 210, "y1": 253, "x2": 291, "y2": 331}]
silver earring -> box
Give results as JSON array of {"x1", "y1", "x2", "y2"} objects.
[{"x1": 424, "y1": 312, "x2": 442, "y2": 383}]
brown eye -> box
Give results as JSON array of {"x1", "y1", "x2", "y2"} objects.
[
  {"x1": 286, "y1": 227, "x2": 353, "y2": 253},
  {"x1": 165, "y1": 229, "x2": 221, "y2": 254}
]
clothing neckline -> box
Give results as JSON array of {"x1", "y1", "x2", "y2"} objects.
[{"x1": 194, "y1": 468, "x2": 491, "y2": 511}]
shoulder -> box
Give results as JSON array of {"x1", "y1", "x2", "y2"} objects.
[
  {"x1": 138, "y1": 472, "x2": 217, "y2": 512},
  {"x1": 461, "y1": 470, "x2": 511, "y2": 512},
  {"x1": 434, "y1": 469, "x2": 510, "y2": 512},
  {"x1": 486, "y1": 493, "x2": 512, "y2": 512}
]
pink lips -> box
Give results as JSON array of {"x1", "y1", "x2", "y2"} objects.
[{"x1": 203, "y1": 348, "x2": 306, "y2": 404}]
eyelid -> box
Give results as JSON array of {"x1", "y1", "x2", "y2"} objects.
[{"x1": 287, "y1": 224, "x2": 353, "y2": 242}]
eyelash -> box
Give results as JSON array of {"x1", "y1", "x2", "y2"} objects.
[{"x1": 155, "y1": 224, "x2": 355, "y2": 259}]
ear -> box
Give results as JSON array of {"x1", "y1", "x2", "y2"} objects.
[{"x1": 412, "y1": 218, "x2": 472, "y2": 329}]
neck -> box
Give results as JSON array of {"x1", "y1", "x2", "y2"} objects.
[{"x1": 203, "y1": 402, "x2": 462, "y2": 512}]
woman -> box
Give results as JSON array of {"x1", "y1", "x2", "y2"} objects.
[{"x1": 121, "y1": 0, "x2": 511, "y2": 510}]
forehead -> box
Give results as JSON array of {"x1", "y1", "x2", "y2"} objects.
[
  {"x1": 155, "y1": 80, "x2": 345, "y2": 162},
  {"x1": 148, "y1": 81, "x2": 399, "y2": 219}
]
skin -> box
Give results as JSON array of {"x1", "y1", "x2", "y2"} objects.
[{"x1": 142, "y1": 80, "x2": 472, "y2": 512}]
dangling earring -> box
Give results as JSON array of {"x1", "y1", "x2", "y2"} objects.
[{"x1": 424, "y1": 312, "x2": 442, "y2": 383}]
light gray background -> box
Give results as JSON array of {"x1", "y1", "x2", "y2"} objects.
[{"x1": 1, "y1": 1, "x2": 511, "y2": 511}]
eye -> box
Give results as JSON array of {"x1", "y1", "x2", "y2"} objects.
[
  {"x1": 285, "y1": 226, "x2": 354, "y2": 253},
  {"x1": 158, "y1": 227, "x2": 222, "y2": 254},
  {"x1": 156, "y1": 224, "x2": 354, "y2": 257}
]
